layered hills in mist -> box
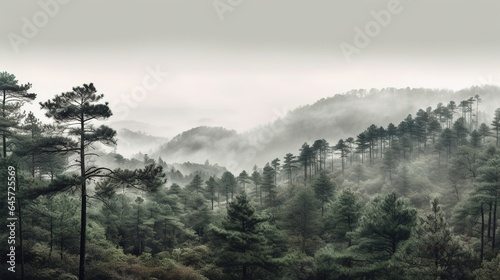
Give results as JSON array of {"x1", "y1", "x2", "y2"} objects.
[{"x1": 115, "y1": 85, "x2": 500, "y2": 172}]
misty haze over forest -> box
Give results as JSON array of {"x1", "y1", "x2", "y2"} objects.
[{"x1": 2, "y1": 1, "x2": 500, "y2": 280}]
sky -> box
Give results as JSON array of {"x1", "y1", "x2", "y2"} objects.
[{"x1": 1, "y1": 0, "x2": 499, "y2": 137}]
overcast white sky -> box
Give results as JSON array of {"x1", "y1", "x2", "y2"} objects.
[{"x1": 2, "y1": 0, "x2": 499, "y2": 137}]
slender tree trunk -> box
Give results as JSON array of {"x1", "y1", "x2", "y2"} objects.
[
  {"x1": 242, "y1": 265, "x2": 247, "y2": 280},
  {"x1": 309, "y1": 161, "x2": 312, "y2": 180},
  {"x1": 369, "y1": 144, "x2": 372, "y2": 165},
  {"x1": 304, "y1": 161, "x2": 307, "y2": 182},
  {"x1": 49, "y1": 213, "x2": 53, "y2": 259},
  {"x1": 341, "y1": 155, "x2": 345, "y2": 175},
  {"x1": 79, "y1": 114, "x2": 87, "y2": 280},
  {"x1": 492, "y1": 200, "x2": 497, "y2": 251},
  {"x1": 488, "y1": 202, "x2": 492, "y2": 239},
  {"x1": 319, "y1": 153, "x2": 322, "y2": 171},
  {"x1": 481, "y1": 203, "x2": 484, "y2": 262},
  {"x1": 380, "y1": 138, "x2": 383, "y2": 159},
  {"x1": 331, "y1": 152, "x2": 334, "y2": 172}
]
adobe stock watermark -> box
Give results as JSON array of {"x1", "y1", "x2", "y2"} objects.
[
  {"x1": 339, "y1": 0, "x2": 409, "y2": 63},
  {"x1": 110, "y1": 65, "x2": 169, "y2": 122},
  {"x1": 213, "y1": 0, "x2": 243, "y2": 21},
  {"x1": 8, "y1": 0, "x2": 71, "y2": 54}
]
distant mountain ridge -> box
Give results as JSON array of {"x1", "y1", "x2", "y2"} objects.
[
  {"x1": 150, "y1": 85, "x2": 500, "y2": 172},
  {"x1": 114, "y1": 128, "x2": 168, "y2": 157}
]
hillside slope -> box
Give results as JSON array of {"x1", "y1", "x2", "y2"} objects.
[{"x1": 153, "y1": 85, "x2": 500, "y2": 171}]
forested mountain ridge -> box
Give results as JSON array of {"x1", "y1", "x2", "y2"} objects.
[
  {"x1": 113, "y1": 128, "x2": 168, "y2": 157},
  {"x1": 1, "y1": 70, "x2": 500, "y2": 280},
  {"x1": 155, "y1": 85, "x2": 500, "y2": 171}
]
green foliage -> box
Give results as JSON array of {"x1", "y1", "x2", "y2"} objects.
[
  {"x1": 476, "y1": 253, "x2": 500, "y2": 280},
  {"x1": 187, "y1": 174, "x2": 203, "y2": 193},
  {"x1": 353, "y1": 193, "x2": 416, "y2": 260},
  {"x1": 325, "y1": 189, "x2": 361, "y2": 246},
  {"x1": 209, "y1": 192, "x2": 283, "y2": 279},
  {"x1": 282, "y1": 187, "x2": 322, "y2": 255},
  {"x1": 261, "y1": 163, "x2": 277, "y2": 207},
  {"x1": 393, "y1": 199, "x2": 476, "y2": 280},
  {"x1": 3, "y1": 77, "x2": 500, "y2": 279},
  {"x1": 204, "y1": 176, "x2": 218, "y2": 209},
  {"x1": 220, "y1": 171, "x2": 236, "y2": 203},
  {"x1": 0, "y1": 71, "x2": 36, "y2": 157},
  {"x1": 313, "y1": 171, "x2": 335, "y2": 216},
  {"x1": 282, "y1": 153, "x2": 297, "y2": 186},
  {"x1": 492, "y1": 108, "x2": 500, "y2": 146}
]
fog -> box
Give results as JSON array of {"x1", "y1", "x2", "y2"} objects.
[{"x1": 2, "y1": 0, "x2": 500, "y2": 140}]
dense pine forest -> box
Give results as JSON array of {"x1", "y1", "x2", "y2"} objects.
[{"x1": 1, "y1": 71, "x2": 500, "y2": 280}]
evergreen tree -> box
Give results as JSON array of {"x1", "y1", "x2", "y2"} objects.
[
  {"x1": 326, "y1": 189, "x2": 361, "y2": 246},
  {"x1": 186, "y1": 173, "x2": 203, "y2": 194},
  {"x1": 205, "y1": 176, "x2": 218, "y2": 210},
  {"x1": 313, "y1": 171, "x2": 335, "y2": 216},
  {"x1": 471, "y1": 129, "x2": 482, "y2": 148},
  {"x1": 387, "y1": 123, "x2": 398, "y2": 148},
  {"x1": 438, "y1": 128, "x2": 454, "y2": 159},
  {"x1": 209, "y1": 192, "x2": 281, "y2": 280},
  {"x1": 428, "y1": 117, "x2": 442, "y2": 145},
  {"x1": 453, "y1": 117, "x2": 469, "y2": 146},
  {"x1": 40, "y1": 83, "x2": 116, "y2": 280},
  {"x1": 282, "y1": 153, "x2": 297, "y2": 187},
  {"x1": 356, "y1": 132, "x2": 370, "y2": 164},
  {"x1": 0, "y1": 71, "x2": 36, "y2": 158},
  {"x1": 354, "y1": 193, "x2": 416, "y2": 260},
  {"x1": 367, "y1": 124, "x2": 379, "y2": 164},
  {"x1": 220, "y1": 171, "x2": 237, "y2": 203},
  {"x1": 184, "y1": 192, "x2": 211, "y2": 242},
  {"x1": 478, "y1": 123, "x2": 491, "y2": 144},
  {"x1": 250, "y1": 169, "x2": 261, "y2": 200},
  {"x1": 237, "y1": 170, "x2": 251, "y2": 193},
  {"x1": 283, "y1": 187, "x2": 321, "y2": 255},
  {"x1": 345, "y1": 137, "x2": 355, "y2": 165},
  {"x1": 261, "y1": 163, "x2": 277, "y2": 207},
  {"x1": 270, "y1": 158, "x2": 280, "y2": 186},
  {"x1": 334, "y1": 139, "x2": 349, "y2": 175},
  {"x1": 447, "y1": 101, "x2": 457, "y2": 127},
  {"x1": 395, "y1": 199, "x2": 475, "y2": 280},
  {"x1": 299, "y1": 142, "x2": 313, "y2": 181},
  {"x1": 379, "y1": 126, "x2": 387, "y2": 159},
  {"x1": 476, "y1": 155, "x2": 500, "y2": 251},
  {"x1": 491, "y1": 108, "x2": 500, "y2": 147}
]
